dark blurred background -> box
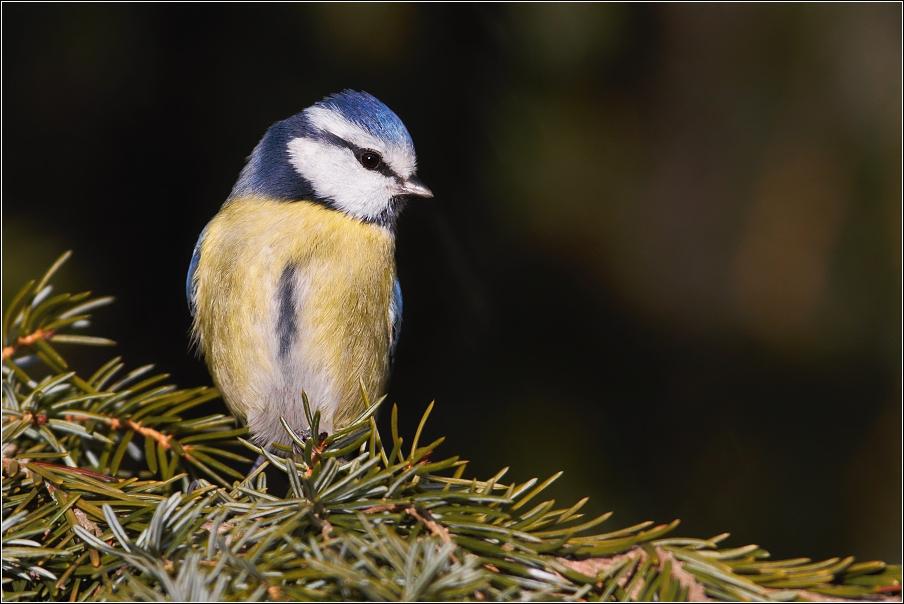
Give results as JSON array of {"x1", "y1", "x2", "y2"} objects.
[{"x1": 3, "y1": 4, "x2": 901, "y2": 563}]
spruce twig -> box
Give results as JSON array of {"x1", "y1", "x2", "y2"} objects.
[{"x1": 2, "y1": 253, "x2": 900, "y2": 602}]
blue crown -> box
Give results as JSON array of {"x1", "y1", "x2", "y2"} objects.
[{"x1": 315, "y1": 90, "x2": 414, "y2": 152}]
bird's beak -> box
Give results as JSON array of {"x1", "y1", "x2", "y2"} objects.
[{"x1": 398, "y1": 175, "x2": 433, "y2": 199}]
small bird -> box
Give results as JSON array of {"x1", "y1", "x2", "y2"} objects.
[{"x1": 187, "y1": 90, "x2": 432, "y2": 450}]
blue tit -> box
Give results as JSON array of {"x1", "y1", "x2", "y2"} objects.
[{"x1": 186, "y1": 90, "x2": 432, "y2": 450}]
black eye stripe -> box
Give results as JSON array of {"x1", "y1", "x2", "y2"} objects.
[
  {"x1": 304, "y1": 132, "x2": 399, "y2": 178},
  {"x1": 355, "y1": 148, "x2": 396, "y2": 178}
]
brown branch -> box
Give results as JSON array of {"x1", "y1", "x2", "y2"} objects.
[
  {"x1": 320, "y1": 518, "x2": 334, "y2": 540},
  {"x1": 560, "y1": 547, "x2": 710, "y2": 602},
  {"x1": 362, "y1": 502, "x2": 452, "y2": 545},
  {"x1": 309, "y1": 431, "x2": 328, "y2": 467},
  {"x1": 106, "y1": 418, "x2": 172, "y2": 450},
  {"x1": 558, "y1": 547, "x2": 901, "y2": 602},
  {"x1": 2, "y1": 328, "x2": 55, "y2": 360},
  {"x1": 73, "y1": 508, "x2": 102, "y2": 537},
  {"x1": 10, "y1": 409, "x2": 182, "y2": 460},
  {"x1": 405, "y1": 506, "x2": 452, "y2": 545},
  {"x1": 361, "y1": 503, "x2": 402, "y2": 514}
]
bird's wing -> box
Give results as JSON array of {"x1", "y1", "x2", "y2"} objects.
[
  {"x1": 389, "y1": 276, "x2": 403, "y2": 365},
  {"x1": 186, "y1": 223, "x2": 209, "y2": 315}
]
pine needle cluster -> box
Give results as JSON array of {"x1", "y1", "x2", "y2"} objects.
[{"x1": 2, "y1": 253, "x2": 901, "y2": 601}]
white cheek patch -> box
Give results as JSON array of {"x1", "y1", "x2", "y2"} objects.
[
  {"x1": 287, "y1": 137, "x2": 395, "y2": 221},
  {"x1": 304, "y1": 106, "x2": 417, "y2": 178}
]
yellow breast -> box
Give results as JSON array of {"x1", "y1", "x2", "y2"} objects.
[{"x1": 191, "y1": 196, "x2": 396, "y2": 447}]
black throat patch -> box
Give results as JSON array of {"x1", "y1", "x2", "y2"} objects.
[{"x1": 276, "y1": 264, "x2": 298, "y2": 362}]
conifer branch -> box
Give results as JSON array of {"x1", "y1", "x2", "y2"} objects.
[{"x1": 2, "y1": 253, "x2": 900, "y2": 602}]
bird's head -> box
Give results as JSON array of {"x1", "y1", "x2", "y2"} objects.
[{"x1": 229, "y1": 90, "x2": 432, "y2": 229}]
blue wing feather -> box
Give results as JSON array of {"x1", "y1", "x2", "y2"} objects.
[
  {"x1": 389, "y1": 277, "x2": 403, "y2": 364},
  {"x1": 186, "y1": 224, "x2": 209, "y2": 315}
]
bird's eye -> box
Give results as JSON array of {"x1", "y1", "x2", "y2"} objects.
[{"x1": 358, "y1": 151, "x2": 383, "y2": 170}]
